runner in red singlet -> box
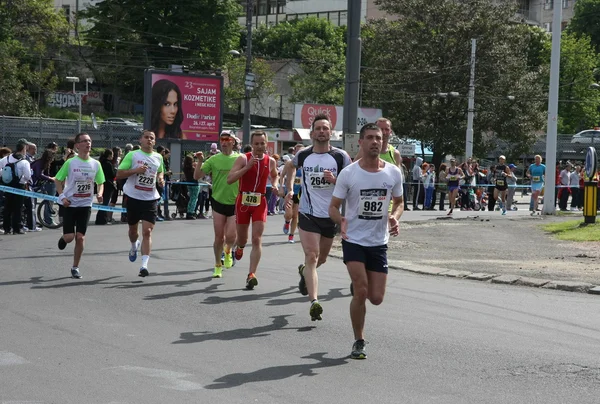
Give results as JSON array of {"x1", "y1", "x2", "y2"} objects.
[{"x1": 227, "y1": 130, "x2": 279, "y2": 289}]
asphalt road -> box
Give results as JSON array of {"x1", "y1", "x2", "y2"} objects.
[{"x1": 1, "y1": 216, "x2": 600, "y2": 403}]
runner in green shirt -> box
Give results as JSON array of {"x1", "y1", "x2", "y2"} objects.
[{"x1": 194, "y1": 131, "x2": 240, "y2": 278}]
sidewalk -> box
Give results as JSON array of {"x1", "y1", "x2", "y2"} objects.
[{"x1": 329, "y1": 195, "x2": 600, "y2": 295}]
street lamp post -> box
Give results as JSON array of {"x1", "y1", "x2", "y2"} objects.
[
  {"x1": 66, "y1": 76, "x2": 81, "y2": 133},
  {"x1": 242, "y1": 0, "x2": 255, "y2": 147}
]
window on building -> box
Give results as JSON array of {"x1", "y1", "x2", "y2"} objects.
[
  {"x1": 544, "y1": 22, "x2": 552, "y2": 32},
  {"x1": 62, "y1": 5, "x2": 71, "y2": 23},
  {"x1": 562, "y1": 0, "x2": 570, "y2": 8},
  {"x1": 544, "y1": 0, "x2": 553, "y2": 10}
]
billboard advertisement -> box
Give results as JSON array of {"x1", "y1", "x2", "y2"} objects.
[
  {"x1": 293, "y1": 103, "x2": 382, "y2": 131},
  {"x1": 144, "y1": 70, "x2": 224, "y2": 141}
]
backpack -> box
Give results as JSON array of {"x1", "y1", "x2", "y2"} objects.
[{"x1": 1, "y1": 155, "x2": 23, "y2": 187}]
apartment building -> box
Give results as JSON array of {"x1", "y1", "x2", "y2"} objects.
[{"x1": 238, "y1": 0, "x2": 368, "y2": 27}]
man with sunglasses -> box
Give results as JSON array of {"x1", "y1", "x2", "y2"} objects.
[
  {"x1": 194, "y1": 131, "x2": 240, "y2": 278},
  {"x1": 55, "y1": 132, "x2": 105, "y2": 279}
]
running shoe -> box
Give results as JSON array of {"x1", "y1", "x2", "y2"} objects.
[
  {"x1": 246, "y1": 273, "x2": 258, "y2": 290},
  {"x1": 447, "y1": 209, "x2": 453, "y2": 216},
  {"x1": 283, "y1": 221, "x2": 290, "y2": 235},
  {"x1": 71, "y1": 267, "x2": 81, "y2": 279},
  {"x1": 298, "y1": 264, "x2": 308, "y2": 296},
  {"x1": 58, "y1": 237, "x2": 67, "y2": 250},
  {"x1": 310, "y1": 301, "x2": 323, "y2": 321},
  {"x1": 234, "y1": 246, "x2": 244, "y2": 261},
  {"x1": 129, "y1": 240, "x2": 141, "y2": 262},
  {"x1": 351, "y1": 339, "x2": 367, "y2": 359},
  {"x1": 502, "y1": 207, "x2": 507, "y2": 215},
  {"x1": 213, "y1": 266, "x2": 223, "y2": 278},
  {"x1": 288, "y1": 235, "x2": 295, "y2": 244},
  {"x1": 223, "y1": 252, "x2": 234, "y2": 269},
  {"x1": 139, "y1": 267, "x2": 149, "y2": 277}
]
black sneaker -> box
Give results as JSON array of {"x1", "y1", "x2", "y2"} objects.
[
  {"x1": 58, "y1": 237, "x2": 67, "y2": 250},
  {"x1": 298, "y1": 264, "x2": 308, "y2": 296},
  {"x1": 351, "y1": 339, "x2": 367, "y2": 359},
  {"x1": 71, "y1": 267, "x2": 82, "y2": 279},
  {"x1": 246, "y1": 273, "x2": 258, "y2": 290},
  {"x1": 310, "y1": 301, "x2": 323, "y2": 321},
  {"x1": 139, "y1": 267, "x2": 149, "y2": 277}
]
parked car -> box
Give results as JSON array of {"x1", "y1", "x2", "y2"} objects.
[
  {"x1": 101, "y1": 117, "x2": 143, "y2": 129},
  {"x1": 571, "y1": 130, "x2": 600, "y2": 144}
]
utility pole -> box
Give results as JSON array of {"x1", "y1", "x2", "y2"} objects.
[
  {"x1": 242, "y1": 0, "x2": 255, "y2": 146},
  {"x1": 542, "y1": 5, "x2": 563, "y2": 215},
  {"x1": 342, "y1": 0, "x2": 362, "y2": 154},
  {"x1": 465, "y1": 38, "x2": 476, "y2": 160}
]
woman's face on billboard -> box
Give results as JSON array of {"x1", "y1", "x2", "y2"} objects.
[{"x1": 161, "y1": 90, "x2": 178, "y2": 125}]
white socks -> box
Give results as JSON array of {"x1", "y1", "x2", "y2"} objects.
[{"x1": 141, "y1": 255, "x2": 150, "y2": 269}]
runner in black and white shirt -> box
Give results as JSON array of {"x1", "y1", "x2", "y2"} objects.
[
  {"x1": 329, "y1": 123, "x2": 404, "y2": 360},
  {"x1": 283, "y1": 113, "x2": 352, "y2": 321}
]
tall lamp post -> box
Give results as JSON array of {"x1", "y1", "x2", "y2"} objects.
[
  {"x1": 242, "y1": 0, "x2": 255, "y2": 146},
  {"x1": 66, "y1": 76, "x2": 81, "y2": 133}
]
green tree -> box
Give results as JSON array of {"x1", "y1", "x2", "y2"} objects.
[
  {"x1": 0, "y1": 0, "x2": 69, "y2": 115},
  {"x1": 253, "y1": 17, "x2": 346, "y2": 105},
  {"x1": 224, "y1": 57, "x2": 275, "y2": 112},
  {"x1": 548, "y1": 32, "x2": 600, "y2": 133},
  {"x1": 568, "y1": 0, "x2": 600, "y2": 53},
  {"x1": 80, "y1": 0, "x2": 242, "y2": 106},
  {"x1": 361, "y1": 0, "x2": 547, "y2": 165}
]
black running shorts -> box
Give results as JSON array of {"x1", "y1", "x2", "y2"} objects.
[
  {"x1": 126, "y1": 196, "x2": 157, "y2": 225},
  {"x1": 342, "y1": 240, "x2": 388, "y2": 274},
  {"x1": 298, "y1": 213, "x2": 336, "y2": 239},
  {"x1": 211, "y1": 197, "x2": 236, "y2": 217},
  {"x1": 63, "y1": 207, "x2": 92, "y2": 235}
]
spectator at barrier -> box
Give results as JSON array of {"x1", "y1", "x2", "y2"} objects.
[
  {"x1": 23, "y1": 143, "x2": 40, "y2": 231},
  {"x1": 0, "y1": 147, "x2": 12, "y2": 229},
  {"x1": 96, "y1": 149, "x2": 117, "y2": 225},
  {"x1": 183, "y1": 155, "x2": 199, "y2": 220},
  {"x1": 438, "y1": 163, "x2": 448, "y2": 211},
  {"x1": 460, "y1": 159, "x2": 474, "y2": 210},
  {"x1": 577, "y1": 165, "x2": 585, "y2": 211},
  {"x1": 1, "y1": 138, "x2": 33, "y2": 235},
  {"x1": 107, "y1": 146, "x2": 122, "y2": 223},
  {"x1": 401, "y1": 162, "x2": 410, "y2": 211},
  {"x1": 30, "y1": 150, "x2": 56, "y2": 224},
  {"x1": 506, "y1": 163, "x2": 518, "y2": 210},
  {"x1": 487, "y1": 165, "x2": 497, "y2": 211},
  {"x1": 412, "y1": 157, "x2": 424, "y2": 210},
  {"x1": 423, "y1": 163, "x2": 436, "y2": 210},
  {"x1": 558, "y1": 162, "x2": 571, "y2": 211},
  {"x1": 570, "y1": 165, "x2": 581, "y2": 211}
]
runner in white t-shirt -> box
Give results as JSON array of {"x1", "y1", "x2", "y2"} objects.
[
  {"x1": 55, "y1": 132, "x2": 105, "y2": 279},
  {"x1": 116, "y1": 130, "x2": 165, "y2": 277},
  {"x1": 329, "y1": 123, "x2": 404, "y2": 360}
]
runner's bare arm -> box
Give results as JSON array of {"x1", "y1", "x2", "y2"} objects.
[
  {"x1": 116, "y1": 165, "x2": 145, "y2": 179},
  {"x1": 269, "y1": 157, "x2": 279, "y2": 195},
  {"x1": 157, "y1": 171, "x2": 165, "y2": 187},
  {"x1": 226, "y1": 154, "x2": 250, "y2": 184},
  {"x1": 284, "y1": 160, "x2": 296, "y2": 195},
  {"x1": 329, "y1": 196, "x2": 348, "y2": 239},
  {"x1": 193, "y1": 151, "x2": 206, "y2": 180},
  {"x1": 394, "y1": 149, "x2": 402, "y2": 167}
]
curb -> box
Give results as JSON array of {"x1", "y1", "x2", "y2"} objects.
[{"x1": 328, "y1": 251, "x2": 598, "y2": 295}]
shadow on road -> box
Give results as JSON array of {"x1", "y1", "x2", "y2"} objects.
[
  {"x1": 172, "y1": 314, "x2": 315, "y2": 344},
  {"x1": 266, "y1": 287, "x2": 349, "y2": 306},
  {"x1": 204, "y1": 352, "x2": 349, "y2": 389}
]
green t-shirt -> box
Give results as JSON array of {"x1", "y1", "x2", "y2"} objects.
[{"x1": 201, "y1": 152, "x2": 239, "y2": 205}]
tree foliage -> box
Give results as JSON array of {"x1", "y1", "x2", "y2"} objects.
[
  {"x1": 362, "y1": 0, "x2": 548, "y2": 164},
  {"x1": 224, "y1": 57, "x2": 275, "y2": 111},
  {"x1": 548, "y1": 32, "x2": 600, "y2": 133},
  {"x1": 253, "y1": 17, "x2": 346, "y2": 105},
  {"x1": 80, "y1": 0, "x2": 242, "y2": 105},
  {"x1": 568, "y1": 0, "x2": 600, "y2": 53},
  {"x1": 0, "y1": 0, "x2": 69, "y2": 115}
]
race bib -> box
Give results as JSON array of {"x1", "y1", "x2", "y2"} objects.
[
  {"x1": 294, "y1": 177, "x2": 302, "y2": 185},
  {"x1": 242, "y1": 192, "x2": 261, "y2": 207},
  {"x1": 136, "y1": 173, "x2": 155, "y2": 191},
  {"x1": 358, "y1": 189, "x2": 387, "y2": 220},
  {"x1": 309, "y1": 172, "x2": 332, "y2": 189},
  {"x1": 533, "y1": 176, "x2": 541, "y2": 182},
  {"x1": 74, "y1": 180, "x2": 92, "y2": 197},
  {"x1": 496, "y1": 179, "x2": 505, "y2": 186},
  {"x1": 449, "y1": 175, "x2": 458, "y2": 181}
]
